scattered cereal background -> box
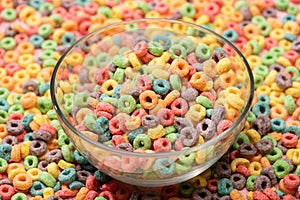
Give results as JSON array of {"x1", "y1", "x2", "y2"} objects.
[{"x1": 0, "y1": 0, "x2": 300, "y2": 199}]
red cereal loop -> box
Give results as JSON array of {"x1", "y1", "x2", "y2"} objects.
[
  {"x1": 39, "y1": 124, "x2": 57, "y2": 135},
  {"x1": 265, "y1": 37, "x2": 278, "y2": 50},
  {"x1": 55, "y1": 189, "x2": 75, "y2": 198},
  {"x1": 94, "y1": 67, "x2": 110, "y2": 85},
  {"x1": 101, "y1": 180, "x2": 119, "y2": 193},
  {"x1": 207, "y1": 179, "x2": 218, "y2": 193},
  {"x1": 236, "y1": 164, "x2": 251, "y2": 177},
  {"x1": 133, "y1": 9, "x2": 144, "y2": 19},
  {"x1": 170, "y1": 98, "x2": 189, "y2": 116},
  {"x1": 5, "y1": 63, "x2": 20, "y2": 76},
  {"x1": 284, "y1": 50, "x2": 299, "y2": 64},
  {"x1": 86, "y1": 176, "x2": 99, "y2": 191},
  {"x1": 134, "y1": 40, "x2": 148, "y2": 57},
  {"x1": 283, "y1": 194, "x2": 297, "y2": 200},
  {"x1": 0, "y1": 184, "x2": 15, "y2": 200},
  {"x1": 8, "y1": 113, "x2": 23, "y2": 121},
  {"x1": 131, "y1": 108, "x2": 147, "y2": 120},
  {"x1": 263, "y1": 188, "x2": 280, "y2": 200},
  {"x1": 111, "y1": 135, "x2": 126, "y2": 147},
  {"x1": 15, "y1": 131, "x2": 26, "y2": 143},
  {"x1": 230, "y1": 150, "x2": 240, "y2": 161},
  {"x1": 137, "y1": 74, "x2": 152, "y2": 91},
  {"x1": 122, "y1": 9, "x2": 134, "y2": 20},
  {"x1": 283, "y1": 174, "x2": 300, "y2": 190},
  {"x1": 84, "y1": 2, "x2": 98, "y2": 15},
  {"x1": 155, "y1": 2, "x2": 170, "y2": 15},
  {"x1": 95, "y1": 102, "x2": 115, "y2": 116},
  {"x1": 217, "y1": 120, "x2": 233, "y2": 135},
  {"x1": 263, "y1": 0, "x2": 275, "y2": 7},
  {"x1": 79, "y1": 21, "x2": 93, "y2": 35},
  {"x1": 203, "y1": 2, "x2": 220, "y2": 21},
  {"x1": 99, "y1": 190, "x2": 116, "y2": 200},
  {"x1": 281, "y1": 133, "x2": 298, "y2": 148},
  {"x1": 52, "y1": 7, "x2": 67, "y2": 16},
  {"x1": 85, "y1": 190, "x2": 99, "y2": 200},
  {"x1": 109, "y1": 116, "x2": 126, "y2": 135},
  {"x1": 153, "y1": 138, "x2": 172, "y2": 152},
  {"x1": 157, "y1": 108, "x2": 174, "y2": 126},
  {"x1": 253, "y1": 191, "x2": 270, "y2": 200},
  {"x1": 175, "y1": 138, "x2": 184, "y2": 151}
]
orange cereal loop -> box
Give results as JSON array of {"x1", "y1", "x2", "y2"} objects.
[
  {"x1": 3, "y1": 51, "x2": 19, "y2": 63},
  {"x1": 7, "y1": 163, "x2": 24, "y2": 173},
  {"x1": 62, "y1": 20, "x2": 78, "y2": 32},
  {"x1": 30, "y1": 197, "x2": 44, "y2": 200},
  {"x1": 26, "y1": 63, "x2": 41, "y2": 78},
  {"x1": 287, "y1": 120, "x2": 300, "y2": 129},
  {"x1": 139, "y1": 90, "x2": 159, "y2": 110},
  {"x1": 270, "y1": 105, "x2": 288, "y2": 120},
  {"x1": 17, "y1": 42, "x2": 35, "y2": 54},
  {"x1": 241, "y1": 43, "x2": 252, "y2": 57},
  {"x1": 20, "y1": 92, "x2": 38, "y2": 109},
  {"x1": 249, "y1": 153, "x2": 262, "y2": 162},
  {"x1": 220, "y1": 72, "x2": 237, "y2": 88},
  {"x1": 11, "y1": 23, "x2": 25, "y2": 33},
  {"x1": 170, "y1": 58, "x2": 190, "y2": 77},
  {"x1": 230, "y1": 189, "x2": 245, "y2": 200},
  {"x1": 13, "y1": 173, "x2": 33, "y2": 191},
  {"x1": 231, "y1": 11, "x2": 244, "y2": 23},
  {"x1": 37, "y1": 68, "x2": 53, "y2": 82},
  {"x1": 48, "y1": 139, "x2": 59, "y2": 150},
  {"x1": 225, "y1": 107, "x2": 239, "y2": 121},
  {"x1": 0, "y1": 76, "x2": 15, "y2": 90},
  {"x1": 14, "y1": 82, "x2": 24, "y2": 94},
  {"x1": 90, "y1": 14, "x2": 107, "y2": 24},
  {"x1": 76, "y1": 187, "x2": 89, "y2": 200},
  {"x1": 13, "y1": 70, "x2": 30, "y2": 83},
  {"x1": 267, "y1": 17, "x2": 283, "y2": 29},
  {"x1": 249, "y1": 5, "x2": 261, "y2": 16},
  {"x1": 190, "y1": 72, "x2": 209, "y2": 91},
  {"x1": 279, "y1": 179, "x2": 296, "y2": 195},
  {"x1": 243, "y1": 24, "x2": 260, "y2": 40},
  {"x1": 193, "y1": 1, "x2": 205, "y2": 19},
  {"x1": 267, "y1": 132, "x2": 282, "y2": 141},
  {"x1": 40, "y1": 17, "x2": 56, "y2": 28},
  {"x1": 29, "y1": 121, "x2": 40, "y2": 131},
  {"x1": 1, "y1": 0, "x2": 13, "y2": 8},
  {"x1": 250, "y1": 0, "x2": 265, "y2": 11},
  {"x1": 10, "y1": 144, "x2": 21, "y2": 162},
  {"x1": 0, "y1": 124, "x2": 8, "y2": 139},
  {"x1": 260, "y1": 157, "x2": 271, "y2": 168}
]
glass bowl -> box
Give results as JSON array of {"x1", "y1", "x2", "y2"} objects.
[{"x1": 50, "y1": 19, "x2": 254, "y2": 187}]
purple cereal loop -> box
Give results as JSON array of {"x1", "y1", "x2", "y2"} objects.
[
  {"x1": 2, "y1": 135, "x2": 18, "y2": 146},
  {"x1": 116, "y1": 142, "x2": 134, "y2": 152},
  {"x1": 127, "y1": 88, "x2": 142, "y2": 102},
  {"x1": 250, "y1": 114, "x2": 271, "y2": 136},
  {"x1": 211, "y1": 105, "x2": 226, "y2": 125},
  {"x1": 79, "y1": 68, "x2": 91, "y2": 84},
  {"x1": 262, "y1": 8, "x2": 277, "y2": 18},
  {"x1": 253, "y1": 175, "x2": 272, "y2": 192},
  {"x1": 238, "y1": 143, "x2": 257, "y2": 157},
  {"x1": 174, "y1": 117, "x2": 193, "y2": 131},
  {"x1": 230, "y1": 173, "x2": 246, "y2": 190},
  {"x1": 260, "y1": 167, "x2": 277, "y2": 186},
  {"x1": 179, "y1": 127, "x2": 198, "y2": 147},
  {"x1": 0, "y1": 179, "x2": 12, "y2": 185},
  {"x1": 211, "y1": 49, "x2": 227, "y2": 63},
  {"x1": 280, "y1": 158, "x2": 294, "y2": 172},
  {"x1": 77, "y1": 170, "x2": 92, "y2": 183},
  {"x1": 239, "y1": 21, "x2": 251, "y2": 28},
  {"x1": 275, "y1": 72, "x2": 292, "y2": 88},
  {"x1": 192, "y1": 188, "x2": 213, "y2": 199},
  {"x1": 32, "y1": 130, "x2": 52, "y2": 142},
  {"x1": 276, "y1": 141, "x2": 288, "y2": 154},
  {"x1": 30, "y1": 140, "x2": 48, "y2": 157},
  {"x1": 180, "y1": 87, "x2": 199, "y2": 102},
  {"x1": 256, "y1": 139, "x2": 274, "y2": 155},
  {"x1": 47, "y1": 196, "x2": 63, "y2": 200},
  {"x1": 269, "y1": 63, "x2": 284, "y2": 73},
  {"x1": 291, "y1": 39, "x2": 300, "y2": 53},
  {"x1": 141, "y1": 115, "x2": 159, "y2": 129},
  {"x1": 45, "y1": 149, "x2": 63, "y2": 163},
  {"x1": 196, "y1": 118, "x2": 216, "y2": 140},
  {"x1": 240, "y1": 6, "x2": 252, "y2": 21},
  {"x1": 22, "y1": 80, "x2": 40, "y2": 95},
  {"x1": 215, "y1": 162, "x2": 231, "y2": 178},
  {"x1": 6, "y1": 120, "x2": 24, "y2": 135},
  {"x1": 38, "y1": 160, "x2": 49, "y2": 171}
]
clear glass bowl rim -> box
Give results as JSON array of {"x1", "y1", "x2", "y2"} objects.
[{"x1": 50, "y1": 18, "x2": 255, "y2": 158}]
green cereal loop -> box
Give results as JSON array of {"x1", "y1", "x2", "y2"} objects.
[
  {"x1": 57, "y1": 129, "x2": 66, "y2": 138},
  {"x1": 176, "y1": 162, "x2": 192, "y2": 174},
  {"x1": 283, "y1": 95, "x2": 296, "y2": 114},
  {"x1": 43, "y1": 59, "x2": 57, "y2": 68},
  {"x1": 179, "y1": 38, "x2": 196, "y2": 53},
  {"x1": 232, "y1": 133, "x2": 250, "y2": 149},
  {"x1": 51, "y1": 120, "x2": 62, "y2": 131},
  {"x1": 261, "y1": 52, "x2": 277, "y2": 66},
  {"x1": 254, "y1": 74, "x2": 264, "y2": 88},
  {"x1": 165, "y1": 125, "x2": 177, "y2": 135},
  {"x1": 24, "y1": 155, "x2": 38, "y2": 170},
  {"x1": 96, "y1": 53, "x2": 111, "y2": 67},
  {"x1": 39, "y1": 2, "x2": 54, "y2": 12},
  {"x1": 0, "y1": 158, "x2": 8, "y2": 173},
  {"x1": 180, "y1": 3, "x2": 195, "y2": 18},
  {"x1": 178, "y1": 152, "x2": 195, "y2": 166},
  {"x1": 50, "y1": 14, "x2": 62, "y2": 28},
  {"x1": 112, "y1": 55, "x2": 130, "y2": 68},
  {"x1": 38, "y1": 24, "x2": 53, "y2": 38},
  {"x1": 254, "y1": 65, "x2": 269, "y2": 78},
  {"x1": 170, "y1": 74, "x2": 182, "y2": 91},
  {"x1": 63, "y1": 93, "x2": 74, "y2": 103},
  {"x1": 11, "y1": 193, "x2": 28, "y2": 200},
  {"x1": 102, "y1": 97, "x2": 118, "y2": 107},
  {"x1": 125, "y1": 23, "x2": 139, "y2": 31},
  {"x1": 272, "y1": 160, "x2": 290, "y2": 178},
  {"x1": 97, "y1": 6, "x2": 112, "y2": 18},
  {"x1": 118, "y1": 47, "x2": 131, "y2": 55},
  {"x1": 37, "y1": 96, "x2": 53, "y2": 114},
  {"x1": 109, "y1": 71, "x2": 114, "y2": 79},
  {"x1": 137, "y1": 1, "x2": 149, "y2": 13},
  {"x1": 95, "y1": 197, "x2": 107, "y2": 200},
  {"x1": 0, "y1": 88, "x2": 9, "y2": 99},
  {"x1": 64, "y1": 101, "x2": 73, "y2": 114},
  {"x1": 133, "y1": 134, "x2": 151, "y2": 150},
  {"x1": 269, "y1": 47, "x2": 285, "y2": 57},
  {"x1": 148, "y1": 41, "x2": 164, "y2": 56},
  {"x1": 8, "y1": 104, "x2": 24, "y2": 115},
  {"x1": 74, "y1": 92, "x2": 89, "y2": 107},
  {"x1": 275, "y1": 0, "x2": 289, "y2": 11},
  {"x1": 169, "y1": 44, "x2": 187, "y2": 59},
  {"x1": 246, "y1": 175, "x2": 256, "y2": 191},
  {"x1": 251, "y1": 16, "x2": 266, "y2": 25},
  {"x1": 58, "y1": 134, "x2": 73, "y2": 148},
  {"x1": 41, "y1": 40, "x2": 57, "y2": 50},
  {"x1": 0, "y1": 37, "x2": 16, "y2": 50},
  {"x1": 13, "y1": 94, "x2": 22, "y2": 104},
  {"x1": 249, "y1": 40, "x2": 261, "y2": 55},
  {"x1": 295, "y1": 165, "x2": 300, "y2": 177},
  {"x1": 247, "y1": 111, "x2": 256, "y2": 123},
  {"x1": 265, "y1": 147, "x2": 282, "y2": 163},
  {"x1": 61, "y1": 145, "x2": 74, "y2": 162},
  {"x1": 178, "y1": 182, "x2": 195, "y2": 197},
  {"x1": 118, "y1": 95, "x2": 136, "y2": 114},
  {"x1": 234, "y1": 0, "x2": 248, "y2": 10},
  {"x1": 83, "y1": 113, "x2": 97, "y2": 131},
  {"x1": 1, "y1": 8, "x2": 17, "y2": 22},
  {"x1": 113, "y1": 68, "x2": 125, "y2": 83},
  {"x1": 196, "y1": 96, "x2": 212, "y2": 109},
  {"x1": 39, "y1": 171, "x2": 57, "y2": 187},
  {"x1": 262, "y1": 135, "x2": 277, "y2": 146},
  {"x1": 258, "y1": 22, "x2": 272, "y2": 36},
  {"x1": 84, "y1": 56, "x2": 97, "y2": 69},
  {"x1": 41, "y1": 50, "x2": 55, "y2": 60},
  {"x1": 136, "y1": 104, "x2": 142, "y2": 109},
  {"x1": 166, "y1": 133, "x2": 178, "y2": 143},
  {"x1": 186, "y1": 27, "x2": 195, "y2": 36},
  {"x1": 285, "y1": 66, "x2": 299, "y2": 81},
  {"x1": 287, "y1": 5, "x2": 299, "y2": 15},
  {"x1": 195, "y1": 44, "x2": 212, "y2": 61}
]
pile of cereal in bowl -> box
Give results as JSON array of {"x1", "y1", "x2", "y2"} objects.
[{"x1": 51, "y1": 19, "x2": 254, "y2": 186}]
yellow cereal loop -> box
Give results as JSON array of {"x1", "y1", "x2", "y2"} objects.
[
  {"x1": 252, "y1": 35, "x2": 266, "y2": 48},
  {"x1": 271, "y1": 83, "x2": 285, "y2": 92},
  {"x1": 276, "y1": 56, "x2": 291, "y2": 67},
  {"x1": 101, "y1": 79, "x2": 118, "y2": 96},
  {"x1": 286, "y1": 149, "x2": 300, "y2": 165},
  {"x1": 283, "y1": 21, "x2": 299, "y2": 35},
  {"x1": 76, "y1": 187, "x2": 89, "y2": 200},
  {"x1": 270, "y1": 28, "x2": 285, "y2": 41},
  {"x1": 278, "y1": 39, "x2": 291, "y2": 51},
  {"x1": 19, "y1": 6, "x2": 35, "y2": 22},
  {"x1": 152, "y1": 69, "x2": 170, "y2": 80},
  {"x1": 8, "y1": 167, "x2": 27, "y2": 181},
  {"x1": 246, "y1": 191, "x2": 254, "y2": 200},
  {"x1": 148, "y1": 124, "x2": 165, "y2": 139},
  {"x1": 18, "y1": 54, "x2": 35, "y2": 68},
  {"x1": 13, "y1": 70, "x2": 30, "y2": 83},
  {"x1": 27, "y1": 168, "x2": 42, "y2": 181},
  {"x1": 195, "y1": 149, "x2": 206, "y2": 164},
  {"x1": 26, "y1": 63, "x2": 41, "y2": 78},
  {"x1": 112, "y1": 6, "x2": 122, "y2": 19},
  {"x1": 21, "y1": 141, "x2": 31, "y2": 159},
  {"x1": 123, "y1": 0, "x2": 137, "y2": 10},
  {"x1": 231, "y1": 158, "x2": 250, "y2": 172},
  {"x1": 245, "y1": 129, "x2": 261, "y2": 144},
  {"x1": 145, "y1": 10, "x2": 160, "y2": 18},
  {"x1": 33, "y1": 114, "x2": 51, "y2": 126},
  {"x1": 43, "y1": 187, "x2": 54, "y2": 199},
  {"x1": 47, "y1": 162, "x2": 61, "y2": 179},
  {"x1": 52, "y1": 29, "x2": 66, "y2": 44},
  {"x1": 189, "y1": 176, "x2": 207, "y2": 188},
  {"x1": 248, "y1": 161, "x2": 262, "y2": 176},
  {"x1": 24, "y1": 107, "x2": 42, "y2": 116},
  {"x1": 216, "y1": 57, "x2": 232, "y2": 74},
  {"x1": 59, "y1": 81, "x2": 73, "y2": 93},
  {"x1": 65, "y1": 53, "x2": 83, "y2": 66},
  {"x1": 256, "y1": 85, "x2": 271, "y2": 96},
  {"x1": 128, "y1": 53, "x2": 142, "y2": 70},
  {"x1": 0, "y1": 68, "x2": 7, "y2": 79},
  {"x1": 247, "y1": 55, "x2": 262, "y2": 70},
  {"x1": 58, "y1": 160, "x2": 75, "y2": 169}
]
